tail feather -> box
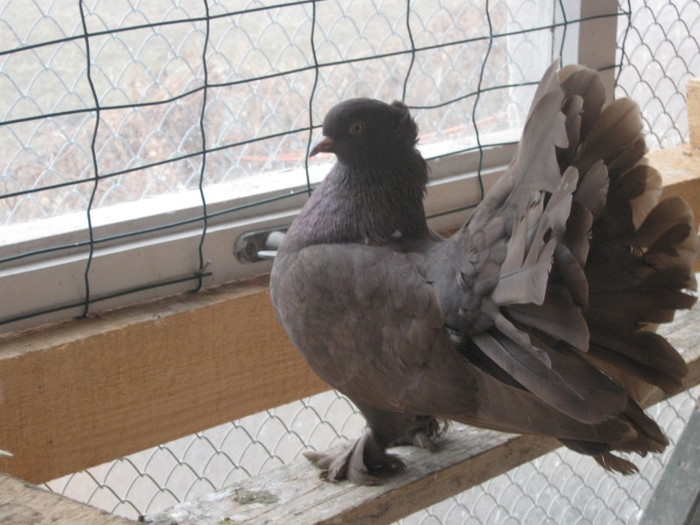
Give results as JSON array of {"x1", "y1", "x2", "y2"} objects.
[
  {"x1": 607, "y1": 136, "x2": 647, "y2": 175},
  {"x1": 560, "y1": 399, "x2": 668, "y2": 474},
  {"x1": 455, "y1": 360, "x2": 635, "y2": 444},
  {"x1": 557, "y1": 63, "x2": 698, "y2": 396},
  {"x1": 572, "y1": 161, "x2": 608, "y2": 220},
  {"x1": 618, "y1": 164, "x2": 662, "y2": 229},
  {"x1": 447, "y1": 63, "x2": 698, "y2": 473},
  {"x1": 587, "y1": 331, "x2": 688, "y2": 393},
  {"x1": 576, "y1": 99, "x2": 643, "y2": 175},
  {"x1": 558, "y1": 65, "x2": 606, "y2": 141},
  {"x1": 562, "y1": 202, "x2": 595, "y2": 267}
]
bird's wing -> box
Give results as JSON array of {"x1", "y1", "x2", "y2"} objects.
[
  {"x1": 428, "y1": 62, "x2": 698, "y2": 426},
  {"x1": 429, "y1": 62, "x2": 617, "y2": 424}
]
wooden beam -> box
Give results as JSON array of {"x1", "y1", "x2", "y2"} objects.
[
  {"x1": 0, "y1": 276, "x2": 328, "y2": 484},
  {"x1": 0, "y1": 472, "x2": 135, "y2": 525},
  {"x1": 688, "y1": 78, "x2": 699, "y2": 149},
  {"x1": 147, "y1": 302, "x2": 700, "y2": 525},
  {"x1": 650, "y1": 145, "x2": 700, "y2": 222},
  {"x1": 0, "y1": 147, "x2": 698, "y2": 487},
  {"x1": 649, "y1": 144, "x2": 700, "y2": 272}
]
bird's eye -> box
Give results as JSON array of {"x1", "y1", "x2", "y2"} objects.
[{"x1": 349, "y1": 121, "x2": 365, "y2": 135}]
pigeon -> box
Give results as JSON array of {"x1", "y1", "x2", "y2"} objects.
[{"x1": 269, "y1": 62, "x2": 700, "y2": 485}]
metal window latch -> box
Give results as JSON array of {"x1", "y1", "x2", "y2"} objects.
[{"x1": 234, "y1": 228, "x2": 287, "y2": 263}]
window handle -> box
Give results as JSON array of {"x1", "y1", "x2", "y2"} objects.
[{"x1": 235, "y1": 228, "x2": 287, "y2": 263}]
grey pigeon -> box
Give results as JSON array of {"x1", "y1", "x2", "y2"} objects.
[{"x1": 270, "y1": 63, "x2": 700, "y2": 484}]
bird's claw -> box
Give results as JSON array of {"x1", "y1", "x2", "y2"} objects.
[{"x1": 304, "y1": 427, "x2": 405, "y2": 485}]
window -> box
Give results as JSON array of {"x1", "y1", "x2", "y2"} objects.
[{"x1": 0, "y1": 0, "x2": 615, "y2": 332}]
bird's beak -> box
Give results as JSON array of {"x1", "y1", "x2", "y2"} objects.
[{"x1": 309, "y1": 136, "x2": 334, "y2": 157}]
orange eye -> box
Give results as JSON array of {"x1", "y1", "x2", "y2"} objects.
[{"x1": 349, "y1": 121, "x2": 365, "y2": 135}]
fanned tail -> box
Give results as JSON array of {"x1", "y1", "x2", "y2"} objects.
[
  {"x1": 553, "y1": 65, "x2": 699, "y2": 471},
  {"x1": 561, "y1": 65, "x2": 698, "y2": 393},
  {"x1": 439, "y1": 62, "x2": 699, "y2": 474}
]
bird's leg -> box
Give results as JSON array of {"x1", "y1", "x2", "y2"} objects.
[
  {"x1": 304, "y1": 406, "x2": 443, "y2": 484},
  {"x1": 388, "y1": 414, "x2": 445, "y2": 450}
]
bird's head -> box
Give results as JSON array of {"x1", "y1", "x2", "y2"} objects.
[{"x1": 310, "y1": 99, "x2": 419, "y2": 166}]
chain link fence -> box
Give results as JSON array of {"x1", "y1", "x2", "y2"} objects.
[
  {"x1": 0, "y1": 0, "x2": 696, "y2": 522},
  {"x1": 616, "y1": 0, "x2": 699, "y2": 149}
]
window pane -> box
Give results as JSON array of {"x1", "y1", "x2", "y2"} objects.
[{"x1": 0, "y1": 0, "x2": 552, "y2": 225}]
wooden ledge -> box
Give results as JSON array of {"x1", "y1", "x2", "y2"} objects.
[
  {"x1": 0, "y1": 275, "x2": 328, "y2": 484},
  {"x1": 146, "y1": 303, "x2": 700, "y2": 525},
  {"x1": 649, "y1": 143, "x2": 700, "y2": 263},
  {"x1": 0, "y1": 472, "x2": 135, "y2": 525}
]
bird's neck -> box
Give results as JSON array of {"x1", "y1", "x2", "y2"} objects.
[{"x1": 287, "y1": 153, "x2": 429, "y2": 249}]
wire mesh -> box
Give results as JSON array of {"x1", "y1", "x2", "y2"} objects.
[
  {"x1": 0, "y1": 0, "x2": 560, "y2": 329},
  {"x1": 615, "y1": 0, "x2": 699, "y2": 148},
  {"x1": 46, "y1": 389, "x2": 367, "y2": 519},
  {"x1": 0, "y1": 0, "x2": 546, "y2": 225},
  {"x1": 2, "y1": 0, "x2": 695, "y2": 522}
]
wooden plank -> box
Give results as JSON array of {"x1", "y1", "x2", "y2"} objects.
[
  {"x1": 0, "y1": 147, "x2": 698, "y2": 487},
  {"x1": 0, "y1": 276, "x2": 328, "y2": 484},
  {"x1": 147, "y1": 302, "x2": 700, "y2": 525},
  {"x1": 689, "y1": 78, "x2": 699, "y2": 149},
  {"x1": 640, "y1": 402, "x2": 700, "y2": 525},
  {"x1": 578, "y1": 1, "x2": 619, "y2": 99},
  {"x1": 649, "y1": 145, "x2": 700, "y2": 225},
  {"x1": 146, "y1": 429, "x2": 560, "y2": 525},
  {"x1": 0, "y1": 472, "x2": 135, "y2": 525},
  {"x1": 648, "y1": 144, "x2": 700, "y2": 272}
]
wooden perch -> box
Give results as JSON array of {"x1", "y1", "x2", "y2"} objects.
[
  {"x1": 145, "y1": 302, "x2": 700, "y2": 525},
  {"x1": 0, "y1": 472, "x2": 134, "y2": 525}
]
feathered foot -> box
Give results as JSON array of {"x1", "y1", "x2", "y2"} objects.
[
  {"x1": 305, "y1": 415, "x2": 444, "y2": 484},
  {"x1": 304, "y1": 427, "x2": 405, "y2": 485}
]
